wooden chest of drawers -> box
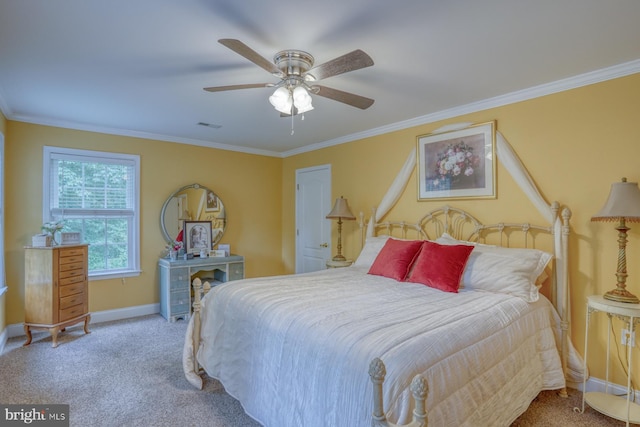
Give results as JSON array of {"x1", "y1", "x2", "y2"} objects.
[{"x1": 24, "y1": 244, "x2": 91, "y2": 347}]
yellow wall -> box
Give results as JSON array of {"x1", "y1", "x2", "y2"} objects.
[
  {"x1": 283, "y1": 72, "x2": 640, "y2": 386},
  {"x1": 4, "y1": 121, "x2": 284, "y2": 325}
]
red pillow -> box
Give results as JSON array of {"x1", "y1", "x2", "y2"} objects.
[
  {"x1": 405, "y1": 241, "x2": 474, "y2": 292},
  {"x1": 368, "y1": 239, "x2": 424, "y2": 281}
]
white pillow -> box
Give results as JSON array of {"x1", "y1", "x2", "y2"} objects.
[
  {"x1": 436, "y1": 232, "x2": 494, "y2": 247},
  {"x1": 435, "y1": 233, "x2": 552, "y2": 302},
  {"x1": 353, "y1": 236, "x2": 391, "y2": 268}
]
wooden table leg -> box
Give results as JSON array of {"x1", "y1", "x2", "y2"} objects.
[
  {"x1": 23, "y1": 325, "x2": 32, "y2": 346},
  {"x1": 49, "y1": 326, "x2": 60, "y2": 348},
  {"x1": 83, "y1": 314, "x2": 91, "y2": 335}
]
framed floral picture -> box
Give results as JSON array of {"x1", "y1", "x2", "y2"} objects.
[
  {"x1": 184, "y1": 221, "x2": 213, "y2": 255},
  {"x1": 417, "y1": 121, "x2": 496, "y2": 201}
]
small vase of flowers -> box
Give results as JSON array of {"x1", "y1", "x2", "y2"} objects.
[
  {"x1": 167, "y1": 240, "x2": 183, "y2": 261},
  {"x1": 41, "y1": 220, "x2": 65, "y2": 245}
]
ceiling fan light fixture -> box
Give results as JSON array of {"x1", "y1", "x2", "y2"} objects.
[
  {"x1": 292, "y1": 86, "x2": 313, "y2": 113},
  {"x1": 269, "y1": 87, "x2": 292, "y2": 114},
  {"x1": 296, "y1": 103, "x2": 314, "y2": 114}
]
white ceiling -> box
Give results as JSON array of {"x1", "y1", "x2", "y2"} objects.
[{"x1": 1, "y1": 1, "x2": 640, "y2": 157}]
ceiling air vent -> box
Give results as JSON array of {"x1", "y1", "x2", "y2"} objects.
[{"x1": 197, "y1": 122, "x2": 222, "y2": 129}]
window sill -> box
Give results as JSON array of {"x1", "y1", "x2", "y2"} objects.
[{"x1": 89, "y1": 270, "x2": 142, "y2": 281}]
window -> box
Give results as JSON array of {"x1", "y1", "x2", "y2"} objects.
[{"x1": 43, "y1": 146, "x2": 140, "y2": 279}]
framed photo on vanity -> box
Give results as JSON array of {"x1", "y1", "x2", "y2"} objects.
[
  {"x1": 184, "y1": 221, "x2": 212, "y2": 255},
  {"x1": 417, "y1": 121, "x2": 496, "y2": 201},
  {"x1": 217, "y1": 243, "x2": 230, "y2": 257}
]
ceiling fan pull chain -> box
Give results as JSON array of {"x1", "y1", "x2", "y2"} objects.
[{"x1": 291, "y1": 106, "x2": 295, "y2": 135}]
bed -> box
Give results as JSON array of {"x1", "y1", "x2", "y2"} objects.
[
  {"x1": 183, "y1": 203, "x2": 583, "y2": 427},
  {"x1": 182, "y1": 123, "x2": 586, "y2": 426}
]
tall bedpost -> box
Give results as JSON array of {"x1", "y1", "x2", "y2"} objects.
[
  {"x1": 559, "y1": 206, "x2": 572, "y2": 398},
  {"x1": 409, "y1": 374, "x2": 429, "y2": 426},
  {"x1": 550, "y1": 202, "x2": 560, "y2": 311},
  {"x1": 192, "y1": 277, "x2": 203, "y2": 376},
  {"x1": 362, "y1": 207, "x2": 378, "y2": 248},
  {"x1": 369, "y1": 358, "x2": 387, "y2": 423}
]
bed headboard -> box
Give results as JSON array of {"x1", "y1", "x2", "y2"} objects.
[{"x1": 361, "y1": 202, "x2": 565, "y2": 251}]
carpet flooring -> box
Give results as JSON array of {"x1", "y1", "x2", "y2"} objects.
[{"x1": 0, "y1": 314, "x2": 635, "y2": 426}]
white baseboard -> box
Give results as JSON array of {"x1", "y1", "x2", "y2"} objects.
[
  {"x1": 88, "y1": 303, "x2": 160, "y2": 325},
  {"x1": 568, "y1": 378, "x2": 640, "y2": 401},
  {"x1": 1, "y1": 303, "x2": 160, "y2": 342},
  {"x1": 0, "y1": 327, "x2": 7, "y2": 355}
]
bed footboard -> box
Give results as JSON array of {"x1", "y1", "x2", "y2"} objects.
[
  {"x1": 369, "y1": 358, "x2": 428, "y2": 427},
  {"x1": 185, "y1": 277, "x2": 213, "y2": 389}
]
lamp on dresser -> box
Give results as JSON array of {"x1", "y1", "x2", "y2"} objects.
[
  {"x1": 326, "y1": 196, "x2": 355, "y2": 262},
  {"x1": 591, "y1": 177, "x2": 640, "y2": 303}
]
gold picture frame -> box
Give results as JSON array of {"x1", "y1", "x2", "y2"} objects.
[{"x1": 417, "y1": 121, "x2": 496, "y2": 201}]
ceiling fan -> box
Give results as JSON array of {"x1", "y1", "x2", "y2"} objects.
[{"x1": 204, "y1": 39, "x2": 375, "y2": 116}]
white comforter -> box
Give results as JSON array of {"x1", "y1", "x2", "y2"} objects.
[{"x1": 184, "y1": 266, "x2": 570, "y2": 427}]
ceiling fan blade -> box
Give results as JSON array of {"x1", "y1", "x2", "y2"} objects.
[
  {"x1": 306, "y1": 50, "x2": 373, "y2": 81},
  {"x1": 204, "y1": 83, "x2": 273, "y2": 92},
  {"x1": 312, "y1": 85, "x2": 374, "y2": 110},
  {"x1": 218, "y1": 39, "x2": 283, "y2": 77}
]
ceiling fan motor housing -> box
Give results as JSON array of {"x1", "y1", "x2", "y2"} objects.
[{"x1": 273, "y1": 50, "x2": 315, "y2": 79}]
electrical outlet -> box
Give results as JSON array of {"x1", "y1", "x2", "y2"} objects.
[{"x1": 622, "y1": 328, "x2": 636, "y2": 347}]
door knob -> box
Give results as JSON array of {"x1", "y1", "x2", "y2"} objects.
[{"x1": 320, "y1": 243, "x2": 328, "y2": 248}]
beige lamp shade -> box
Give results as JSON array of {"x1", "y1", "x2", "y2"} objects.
[
  {"x1": 326, "y1": 197, "x2": 356, "y2": 220},
  {"x1": 591, "y1": 178, "x2": 640, "y2": 222}
]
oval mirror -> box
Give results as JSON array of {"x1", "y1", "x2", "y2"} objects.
[{"x1": 160, "y1": 183, "x2": 226, "y2": 247}]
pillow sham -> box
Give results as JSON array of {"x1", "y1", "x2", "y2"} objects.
[
  {"x1": 435, "y1": 233, "x2": 552, "y2": 302},
  {"x1": 353, "y1": 236, "x2": 391, "y2": 268},
  {"x1": 436, "y1": 232, "x2": 494, "y2": 247},
  {"x1": 405, "y1": 241, "x2": 474, "y2": 293},
  {"x1": 367, "y1": 238, "x2": 423, "y2": 281}
]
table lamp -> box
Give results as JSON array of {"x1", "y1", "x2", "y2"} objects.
[
  {"x1": 326, "y1": 196, "x2": 356, "y2": 262},
  {"x1": 591, "y1": 177, "x2": 640, "y2": 303}
]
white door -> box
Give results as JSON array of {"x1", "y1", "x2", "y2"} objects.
[{"x1": 296, "y1": 165, "x2": 332, "y2": 273}]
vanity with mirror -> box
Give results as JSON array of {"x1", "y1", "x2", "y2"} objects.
[{"x1": 158, "y1": 183, "x2": 244, "y2": 322}]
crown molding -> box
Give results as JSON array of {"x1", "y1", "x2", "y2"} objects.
[
  {"x1": 5, "y1": 114, "x2": 283, "y2": 158},
  {"x1": 281, "y1": 59, "x2": 640, "y2": 157}
]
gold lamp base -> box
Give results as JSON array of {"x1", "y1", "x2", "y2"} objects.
[
  {"x1": 332, "y1": 254, "x2": 346, "y2": 262},
  {"x1": 604, "y1": 287, "x2": 640, "y2": 304}
]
